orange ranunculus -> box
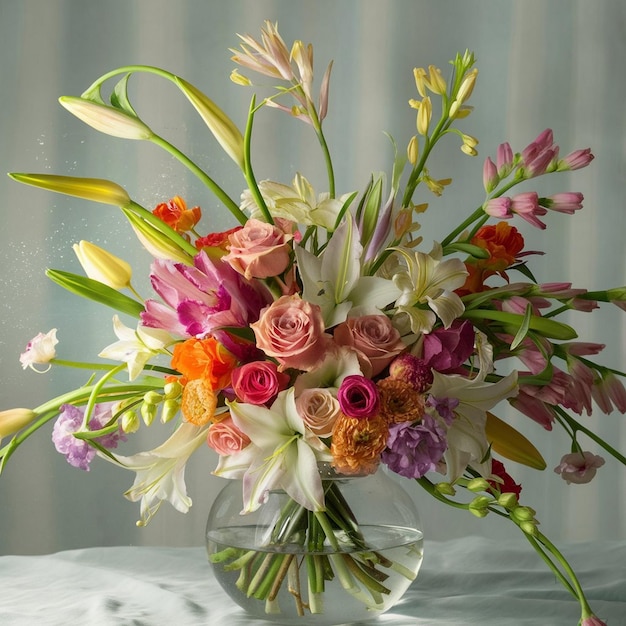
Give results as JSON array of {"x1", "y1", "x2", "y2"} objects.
[
  {"x1": 195, "y1": 226, "x2": 243, "y2": 255},
  {"x1": 152, "y1": 196, "x2": 202, "y2": 234},
  {"x1": 171, "y1": 338, "x2": 237, "y2": 390},
  {"x1": 330, "y1": 413, "x2": 388, "y2": 476},
  {"x1": 460, "y1": 221, "x2": 525, "y2": 294}
]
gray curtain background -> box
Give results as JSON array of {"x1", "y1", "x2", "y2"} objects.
[{"x1": 1, "y1": 0, "x2": 624, "y2": 555}]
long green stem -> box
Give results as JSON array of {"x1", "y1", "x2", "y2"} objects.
[{"x1": 149, "y1": 135, "x2": 245, "y2": 224}]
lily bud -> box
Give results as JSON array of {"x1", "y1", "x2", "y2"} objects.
[
  {"x1": 417, "y1": 96, "x2": 432, "y2": 136},
  {"x1": 161, "y1": 399, "x2": 180, "y2": 423},
  {"x1": 73, "y1": 241, "x2": 132, "y2": 290},
  {"x1": 9, "y1": 173, "x2": 131, "y2": 207},
  {"x1": 175, "y1": 77, "x2": 245, "y2": 170},
  {"x1": 407, "y1": 135, "x2": 419, "y2": 165},
  {"x1": 59, "y1": 97, "x2": 153, "y2": 140},
  {"x1": 0, "y1": 408, "x2": 37, "y2": 439}
]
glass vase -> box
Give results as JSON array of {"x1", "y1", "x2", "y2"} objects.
[{"x1": 206, "y1": 464, "x2": 423, "y2": 625}]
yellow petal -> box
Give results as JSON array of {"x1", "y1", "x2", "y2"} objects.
[{"x1": 485, "y1": 411, "x2": 546, "y2": 470}]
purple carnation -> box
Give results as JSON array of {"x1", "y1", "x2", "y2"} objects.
[
  {"x1": 52, "y1": 403, "x2": 126, "y2": 471},
  {"x1": 382, "y1": 415, "x2": 447, "y2": 478},
  {"x1": 337, "y1": 375, "x2": 380, "y2": 419}
]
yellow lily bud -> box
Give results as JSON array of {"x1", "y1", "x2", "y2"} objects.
[
  {"x1": 175, "y1": 77, "x2": 245, "y2": 170},
  {"x1": 73, "y1": 241, "x2": 132, "y2": 290},
  {"x1": 59, "y1": 97, "x2": 153, "y2": 140},
  {"x1": 0, "y1": 408, "x2": 37, "y2": 439},
  {"x1": 413, "y1": 68, "x2": 427, "y2": 98},
  {"x1": 417, "y1": 96, "x2": 432, "y2": 136},
  {"x1": 485, "y1": 412, "x2": 547, "y2": 470},
  {"x1": 407, "y1": 135, "x2": 419, "y2": 165},
  {"x1": 427, "y1": 65, "x2": 447, "y2": 95},
  {"x1": 9, "y1": 173, "x2": 131, "y2": 207},
  {"x1": 456, "y1": 68, "x2": 479, "y2": 105},
  {"x1": 230, "y1": 69, "x2": 252, "y2": 86}
]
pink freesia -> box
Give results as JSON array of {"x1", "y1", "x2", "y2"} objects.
[
  {"x1": 592, "y1": 371, "x2": 626, "y2": 414},
  {"x1": 558, "y1": 147, "x2": 594, "y2": 171},
  {"x1": 222, "y1": 218, "x2": 293, "y2": 280},
  {"x1": 521, "y1": 129, "x2": 559, "y2": 177},
  {"x1": 333, "y1": 314, "x2": 406, "y2": 377},
  {"x1": 482, "y1": 156, "x2": 498, "y2": 192},
  {"x1": 509, "y1": 390, "x2": 556, "y2": 430},
  {"x1": 542, "y1": 192, "x2": 584, "y2": 214},
  {"x1": 554, "y1": 451, "x2": 605, "y2": 484},
  {"x1": 207, "y1": 416, "x2": 251, "y2": 456},
  {"x1": 496, "y1": 141, "x2": 514, "y2": 175},
  {"x1": 251, "y1": 294, "x2": 332, "y2": 371},
  {"x1": 141, "y1": 250, "x2": 273, "y2": 340},
  {"x1": 580, "y1": 616, "x2": 607, "y2": 626},
  {"x1": 483, "y1": 197, "x2": 512, "y2": 218},
  {"x1": 231, "y1": 360, "x2": 290, "y2": 405},
  {"x1": 511, "y1": 192, "x2": 548, "y2": 229}
]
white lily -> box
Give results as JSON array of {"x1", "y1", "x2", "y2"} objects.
[
  {"x1": 215, "y1": 388, "x2": 332, "y2": 513},
  {"x1": 429, "y1": 370, "x2": 518, "y2": 481},
  {"x1": 99, "y1": 315, "x2": 172, "y2": 380},
  {"x1": 240, "y1": 173, "x2": 353, "y2": 231},
  {"x1": 296, "y1": 215, "x2": 401, "y2": 327},
  {"x1": 101, "y1": 422, "x2": 209, "y2": 525},
  {"x1": 391, "y1": 242, "x2": 468, "y2": 334}
]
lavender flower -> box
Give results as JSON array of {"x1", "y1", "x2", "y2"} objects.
[
  {"x1": 52, "y1": 403, "x2": 125, "y2": 471},
  {"x1": 382, "y1": 415, "x2": 447, "y2": 478}
]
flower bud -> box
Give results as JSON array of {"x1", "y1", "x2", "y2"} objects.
[
  {"x1": 9, "y1": 173, "x2": 131, "y2": 207},
  {"x1": 435, "y1": 482, "x2": 456, "y2": 496},
  {"x1": 466, "y1": 477, "x2": 490, "y2": 492},
  {"x1": 164, "y1": 380, "x2": 183, "y2": 399},
  {"x1": 417, "y1": 96, "x2": 432, "y2": 136},
  {"x1": 143, "y1": 391, "x2": 163, "y2": 406},
  {"x1": 0, "y1": 408, "x2": 37, "y2": 439},
  {"x1": 175, "y1": 77, "x2": 245, "y2": 170},
  {"x1": 519, "y1": 520, "x2": 539, "y2": 536},
  {"x1": 229, "y1": 69, "x2": 252, "y2": 86},
  {"x1": 407, "y1": 135, "x2": 419, "y2": 165},
  {"x1": 140, "y1": 402, "x2": 157, "y2": 426},
  {"x1": 469, "y1": 495, "x2": 493, "y2": 518},
  {"x1": 73, "y1": 241, "x2": 132, "y2": 290},
  {"x1": 511, "y1": 505, "x2": 536, "y2": 523},
  {"x1": 161, "y1": 399, "x2": 180, "y2": 423},
  {"x1": 497, "y1": 492, "x2": 519, "y2": 510},
  {"x1": 121, "y1": 410, "x2": 140, "y2": 434},
  {"x1": 59, "y1": 97, "x2": 153, "y2": 140}
]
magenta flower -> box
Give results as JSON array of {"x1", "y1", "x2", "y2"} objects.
[
  {"x1": 554, "y1": 451, "x2": 605, "y2": 485},
  {"x1": 521, "y1": 129, "x2": 559, "y2": 177},
  {"x1": 231, "y1": 360, "x2": 290, "y2": 406},
  {"x1": 337, "y1": 375, "x2": 380, "y2": 419},
  {"x1": 52, "y1": 403, "x2": 125, "y2": 471},
  {"x1": 382, "y1": 415, "x2": 447, "y2": 478},
  {"x1": 142, "y1": 250, "x2": 273, "y2": 342},
  {"x1": 422, "y1": 320, "x2": 475, "y2": 374}
]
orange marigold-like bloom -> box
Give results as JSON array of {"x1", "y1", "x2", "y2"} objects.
[
  {"x1": 330, "y1": 413, "x2": 388, "y2": 475},
  {"x1": 153, "y1": 196, "x2": 202, "y2": 234},
  {"x1": 377, "y1": 377, "x2": 425, "y2": 424},
  {"x1": 460, "y1": 221, "x2": 525, "y2": 294},
  {"x1": 171, "y1": 338, "x2": 237, "y2": 390},
  {"x1": 180, "y1": 378, "x2": 218, "y2": 426}
]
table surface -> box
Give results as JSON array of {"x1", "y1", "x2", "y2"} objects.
[{"x1": 0, "y1": 537, "x2": 624, "y2": 626}]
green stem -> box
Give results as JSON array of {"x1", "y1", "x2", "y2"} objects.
[
  {"x1": 149, "y1": 134, "x2": 245, "y2": 224},
  {"x1": 524, "y1": 532, "x2": 577, "y2": 598}
]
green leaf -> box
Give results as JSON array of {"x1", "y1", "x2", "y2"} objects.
[
  {"x1": 359, "y1": 174, "x2": 384, "y2": 247},
  {"x1": 46, "y1": 269, "x2": 144, "y2": 318},
  {"x1": 443, "y1": 242, "x2": 490, "y2": 259},
  {"x1": 110, "y1": 73, "x2": 139, "y2": 117},
  {"x1": 509, "y1": 303, "x2": 533, "y2": 350},
  {"x1": 332, "y1": 191, "x2": 359, "y2": 232},
  {"x1": 463, "y1": 308, "x2": 577, "y2": 340}
]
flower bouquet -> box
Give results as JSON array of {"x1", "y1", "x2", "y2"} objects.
[{"x1": 1, "y1": 20, "x2": 625, "y2": 626}]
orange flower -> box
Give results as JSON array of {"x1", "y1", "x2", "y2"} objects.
[
  {"x1": 460, "y1": 221, "x2": 525, "y2": 294},
  {"x1": 171, "y1": 338, "x2": 237, "y2": 390},
  {"x1": 376, "y1": 378, "x2": 425, "y2": 424},
  {"x1": 330, "y1": 413, "x2": 388, "y2": 475},
  {"x1": 180, "y1": 378, "x2": 218, "y2": 426},
  {"x1": 195, "y1": 226, "x2": 243, "y2": 254},
  {"x1": 153, "y1": 196, "x2": 201, "y2": 234}
]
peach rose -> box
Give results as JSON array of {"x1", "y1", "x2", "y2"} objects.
[
  {"x1": 223, "y1": 218, "x2": 293, "y2": 279},
  {"x1": 251, "y1": 295, "x2": 331, "y2": 371},
  {"x1": 334, "y1": 315, "x2": 406, "y2": 376},
  {"x1": 296, "y1": 388, "x2": 341, "y2": 438},
  {"x1": 207, "y1": 416, "x2": 251, "y2": 456}
]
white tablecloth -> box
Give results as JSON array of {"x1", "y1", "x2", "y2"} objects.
[{"x1": 0, "y1": 537, "x2": 624, "y2": 625}]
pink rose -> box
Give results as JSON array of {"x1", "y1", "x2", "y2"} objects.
[
  {"x1": 334, "y1": 315, "x2": 406, "y2": 377},
  {"x1": 207, "y1": 416, "x2": 251, "y2": 456},
  {"x1": 422, "y1": 320, "x2": 475, "y2": 373},
  {"x1": 231, "y1": 360, "x2": 290, "y2": 405},
  {"x1": 296, "y1": 388, "x2": 341, "y2": 438},
  {"x1": 251, "y1": 295, "x2": 331, "y2": 371},
  {"x1": 337, "y1": 375, "x2": 380, "y2": 419},
  {"x1": 223, "y1": 218, "x2": 292, "y2": 279},
  {"x1": 554, "y1": 451, "x2": 605, "y2": 484}
]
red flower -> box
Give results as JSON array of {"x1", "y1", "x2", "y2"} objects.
[
  {"x1": 489, "y1": 459, "x2": 522, "y2": 497},
  {"x1": 153, "y1": 196, "x2": 202, "y2": 234}
]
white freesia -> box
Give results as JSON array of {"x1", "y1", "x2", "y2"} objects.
[
  {"x1": 296, "y1": 216, "x2": 401, "y2": 327},
  {"x1": 430, "y1": 370, "x2": 519, "y2": 481},
  {"x1": 240, "y1": 173, "x2": 352, "y2": 230},
  {"x1": 101, "y1": 422, "x2": 209, "y2": 525},
  {"x1": 99, "y1": 315, "x2": 172, "y2": 380},
  {"x1": 215, "y1": 388, "x2": 332, "y2": 513},
  {"x1": 391, "y1": 242, "x2": 468, "y2": 334},
  {"x1": 19, "y1": 328, "x2": 58, "y2": 372}
]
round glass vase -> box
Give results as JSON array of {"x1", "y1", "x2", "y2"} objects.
[{"x1": 206, "y1": 464, "x2": 423, "y2": 626}]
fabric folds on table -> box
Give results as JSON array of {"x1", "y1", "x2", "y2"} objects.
[{"x1": 0, "y1": 537, "x2": 624, "y2": 625}]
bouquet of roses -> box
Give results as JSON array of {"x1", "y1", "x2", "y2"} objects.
[{"x1": 1, "y1": 21, "x2": 624, "y2": 625}]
